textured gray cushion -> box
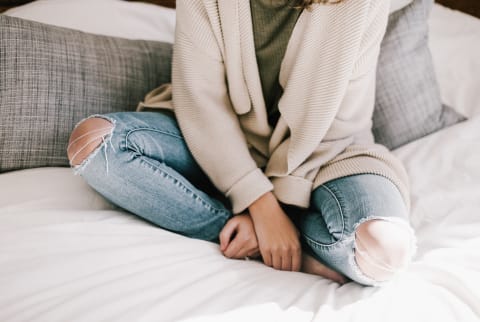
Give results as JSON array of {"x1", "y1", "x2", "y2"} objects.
[
  {"x1": 0, "y1": 1, "x2": 467, "y2": 172},
  {"x1": 372, "y1": 0, "x2": 466, "y2": 150},
  {"x1": 0, "y1": 15, "x2": 172, "y2": 172}
]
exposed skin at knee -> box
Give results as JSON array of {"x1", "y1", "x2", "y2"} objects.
[
  {"x1": 67, "y1": 117, "x2": 114, "y2": 166},
  {"x1": 354, "y1": 219, "x2": 412, "y2": 282}
]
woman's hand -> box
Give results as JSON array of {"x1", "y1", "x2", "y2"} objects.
[
  {"x1": 219, "y1": 214, "x2": 261, "y2": 259},
  {"x1": 248, "y1": 192, "x2": 302, "y2": 272}
]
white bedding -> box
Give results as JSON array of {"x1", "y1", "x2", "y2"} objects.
[{"x1": 1, "y1": 3, "x2": 480, "y2": 322}]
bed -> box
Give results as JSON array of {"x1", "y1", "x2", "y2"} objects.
[{"x1": 1, "y1": 1, "x2": 480, "y2": 321}]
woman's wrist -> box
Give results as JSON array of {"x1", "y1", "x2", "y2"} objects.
[{"x1": 248, "y1": 191, "x2": 279, "y2": 218}]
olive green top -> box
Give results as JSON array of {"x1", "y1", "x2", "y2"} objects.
[{"x1": 250, "y1": 0, "x2": 303, "y2": 126}]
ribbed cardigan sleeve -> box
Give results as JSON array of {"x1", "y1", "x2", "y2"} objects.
[{"x1": 172, "y1": 1, "x2": 273, "y2": 214}]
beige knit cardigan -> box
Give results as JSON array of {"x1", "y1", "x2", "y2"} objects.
[{"x1": 138, "y1": 0, "x2": 411, "y2": 214}]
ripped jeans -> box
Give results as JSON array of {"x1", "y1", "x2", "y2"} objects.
[{"x1": 72, "y1": 111, "x2": 415, "y2": 286}]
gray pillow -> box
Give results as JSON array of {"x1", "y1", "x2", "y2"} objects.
[
  {"x1": 0, "y1": 15, "x2": 172, "y2": 172},
  {"x1": 372, "y1": 0, "x2": 466, "y2": 150}
]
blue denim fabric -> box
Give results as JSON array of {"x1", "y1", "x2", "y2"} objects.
[
  {"x1": 75, "y1": 111, "x2": 413, "y2": 286},
  {"x1": 75, "y1": 111, "x2": 232, "y2": 242},
  {"x1": 287, "y1": 174, "x2": 413, "y2": 285}
]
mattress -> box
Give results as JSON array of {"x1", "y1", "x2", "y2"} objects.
[{"x1": 1, "y1": 3, "x2": 480, "y2": 322}]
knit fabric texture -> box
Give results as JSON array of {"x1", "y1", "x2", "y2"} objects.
[
  {"x1": 168, "y1": 0, "x2": 411, "y2": 213},
  {"x1": 0, "y1": 15, "x2": 172, "y2": 172}
]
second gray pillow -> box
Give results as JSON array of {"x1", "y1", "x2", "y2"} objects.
[{"x1": 372, "y1": 0, "x2": 466, "y2": 150}]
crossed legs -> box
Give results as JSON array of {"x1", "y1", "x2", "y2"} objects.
[{"x1": 68, "y1": 114, "x2": 415, "y2": 286}]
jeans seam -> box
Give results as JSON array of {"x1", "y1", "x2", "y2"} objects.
[
  {"x1": 121, "y1": 127, "x2": 228, "y2": 213},
  {"x1": 303, "y1": 184, "x2": 346, "y2": 248},
  {"x1": 137, "y1": 155, "x2": 230, "y2": 216},
  {"x1": 124, "y1": 127, "x2": 183, "y2": 151},
  {"x1": 118, "y1": 123, "x2": 229, "y2": 215},
  {"x1": 122, "y1": 128, "x2": 229, "y2": 215}
]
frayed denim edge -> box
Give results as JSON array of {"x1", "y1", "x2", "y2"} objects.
[
  {"x1": 71, "y1": 114, "x2": 117, "y2": 176},
  {"x1": 349, "y1": 215, "x2": 418, "y2": 287}
]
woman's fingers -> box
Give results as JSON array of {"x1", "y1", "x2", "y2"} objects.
[
  {"x1": 223, "y1": 238, "x2": 243, "y2": 258},
  {"x1": 292, "y1": 250, "x2": 302, "y2": 272},
  {"x1": 262, "y1": 250, "x2": 273, "y2": 267},
  {"x1": 264, "y1": 247, "x2": 300, "y2": 271},
  {"x1": 226, "y1": 239, "x2": 259, "y2": 259},
  {"x1": 219, "y1": 218, "x2": 238, "y2": 252},
  {"x1": 281, "y1": 250, "x2": 292, "y2": 271},
  {"x1": 221, "y1": 214, "x2": 260, "y2": 259},
  {"x1": 272, "y1": 251, "x2": 282, "y2": 270},
  {"x1": 221, "y1": 210, "x2": 303, "y2": 272},
  {"x1": 247, "y1": 248, "x2": 261, "y2": 258},
  {"x1": 224, "y1": 234, "x2": 256, "y2": 258}
]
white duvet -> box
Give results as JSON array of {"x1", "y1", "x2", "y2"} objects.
[{"x1": 1, "y1": 3, "x2": 480, "y2": 322}]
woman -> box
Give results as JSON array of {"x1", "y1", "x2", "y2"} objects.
[{"x1": 67, "y1": 0, "x2": 416, "y2": 286}]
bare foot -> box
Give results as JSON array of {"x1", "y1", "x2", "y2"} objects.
[{"x1": 301, "y1": 253, "x2": 347, "y2": 285}]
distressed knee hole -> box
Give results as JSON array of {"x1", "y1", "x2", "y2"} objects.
[
  {"x1": 67, "y1": 117, "x2": 114, "y2": 166},
  {"x1": 354, "y1": 219, "x2": 413, "y2": 282}
]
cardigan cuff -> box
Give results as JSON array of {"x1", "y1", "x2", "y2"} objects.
[
  {"x1": 271, "y1": 175, "x2": 313, "y2": 208},
  {"x1": 226, "y1": 168, "x2": 274, "y2": 214}
]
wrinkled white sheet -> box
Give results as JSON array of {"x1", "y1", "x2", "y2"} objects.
[
  {"x1": 1, "y1": 116, "x2": 479, "y2": 322},
  {"x1": 1, "y1": 4, "x2": 480, "y2": 322}
]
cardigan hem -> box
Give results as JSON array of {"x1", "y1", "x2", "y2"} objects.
[
  {"x1": 271, "y1": 175, "x2": 313, "y2": 208},
  {"x1": 313, "y1": 157, "x2": 411, "y2": 213}
]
